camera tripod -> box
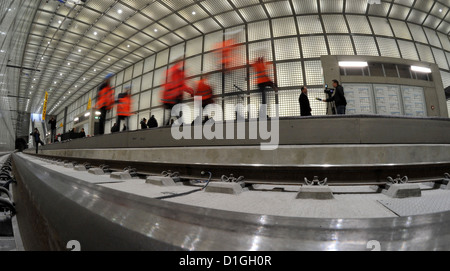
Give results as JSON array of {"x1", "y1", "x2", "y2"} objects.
[{"x1": 325, "y1": 91, "x2": 337, "y2": 115}]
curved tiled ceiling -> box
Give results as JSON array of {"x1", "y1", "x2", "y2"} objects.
[{"x1": 3, "y1": 0, "x2": 450, "y2": 135}]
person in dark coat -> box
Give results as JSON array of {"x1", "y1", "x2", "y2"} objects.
[
  {"x1": 80, "y1": 128, "x2": 86, "y2": 138},
  {"x1": 140, "y1": 118, "x2": 148, "y2": 129},
  {"x1": 322, "y1": 80, "x2": 347, "y2": 115},
  {"x1": 299, "y1": 86, "x2": 312, "y2": 117},
  {"x1": 48, "y1": 117, "x2": 57, "y2": 143},
  {"x1": 148, "y1": 115, "x2": 158, "y2": 129},
  {"x1": 30, "y1": 128, "x2": 45, "y2": 154}
]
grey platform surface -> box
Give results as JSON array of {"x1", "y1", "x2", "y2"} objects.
[
  {"x1": 378, "y1": 189, "x2": 450, "y2": 216},
  {"x1": 18, "y1": 154, "x2": 450, "y2": 219},
  {"x1": 39, "y1": 116, "x2": 450, "y2": 151}
]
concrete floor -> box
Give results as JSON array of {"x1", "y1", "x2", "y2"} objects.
[{"x1": 22, "y1": 153, "x2": 450, "y2": 219}]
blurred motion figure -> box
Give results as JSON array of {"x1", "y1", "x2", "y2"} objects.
[
  {"x1": 117, "y1": 85, "x2": 132, "y2": 131},
  {"x1": 96, "y1": 73, "x2": 115, "y2": 135},
  {"x1": 161, "y1": 60, "x2": 193, "y2": 125},
  {"x1": 251, "y1": 56, "x2": 278, "y2": 106},
  {"x1": 194, "y1": 76, "x2": 214, "y2": 123},
  {"x1": 214, "y1": 29, "x2": 242, "y2": 72}
]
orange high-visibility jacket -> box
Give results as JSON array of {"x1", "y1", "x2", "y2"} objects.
[
  {"x1": 161, "y1": 62, "x2": 192, "y2": 104},
  {"x1": 117, "y1": 94, "x2": 131, "y2": 117},
  {"x1": 95, "y1": 85, "x2": 115, "y2": 110},
  {"x1": 195, "y1": 79, "x2": 213, "y2": 101},
  {"x1": 215, "y1": 39, "x2": 237, "y2": 69},
  {"x1": 251, "y1": 60, "x2": 271, "y2": 85}
]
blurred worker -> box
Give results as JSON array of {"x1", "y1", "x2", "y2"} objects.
[
  {"x1": 140, "y1": 118, "x2": 148, "y2": 129},
  {"x1": 117, "y1": 85, "x2": 132, "y2": 132},
  {"x1": 320, "y1": 80, "x2": 347, "y2": 115},
  {"x1": 48, "y1": 117, "x2": 57, "y2": 143},
  {"x1": 30, "y1": 128, "x2": 44, "y2": 154},
  {"x1": 299, "y1": 86, "x2": 312, "y2": 117},
  {"x1": 251, "y1": 57, "x2": 278, "y2": 105},
  {"x1": 95, "y1": 73, "x2": 115, "y2": 135},
  {"x1": 215, "y1": 38, "x2": 237, "y2": 72},
  {"x1": 194, "y1": 76, "x2": 214, "y2": 123},
  {"x1": 214, "y1": 29, "x2": 242, "y2": 72},
  {"x1": 195, "y1": 77, "x2": 214, "y2": 108},
  {"x1": 148, "y1": 115, "x2": 158, "y2": 129},
  {"x1": 161, "y1": 60, "x2": 193, "y2": 126}
]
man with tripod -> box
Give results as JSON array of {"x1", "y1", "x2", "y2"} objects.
[{"x1": 319, "y1": 80, "x2": 347, "y2": 115}]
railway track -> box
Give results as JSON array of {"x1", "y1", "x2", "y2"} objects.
[{"x1": 30, "y1": 153, "x2": 450, "y2": 187}]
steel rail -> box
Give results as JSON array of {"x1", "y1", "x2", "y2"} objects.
[{"x1": 30, "y1": 153, "x2": 450, "y2": 186}]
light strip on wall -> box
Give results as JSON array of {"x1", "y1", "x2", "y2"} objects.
[
  {"x1": 338, "y1": 61, "x2": 368, "y2": 67},
  {"x1": 411, "y1": 66, "x2": 432, "y2": 73}
]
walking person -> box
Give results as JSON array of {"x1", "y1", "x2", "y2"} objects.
[
  {"x1": 95, "y1": 73, "x2": 115, "y2": 135},
  {"x1": 195, "y1": 76, "x2": 215, "y2": 123},
  {"x1": 161, "y1": 60, "x2": 193, "y2": 126},
  {"x1": 31, "y1": 128, "x2": 45, "y2": 154},
  {"x1": 251, "y1": 57, "x2": 278, "y2": 106},
  {"x1": 117, "y1": 85, "x2": 132, "y2": 132},
  {"x1": 195, "y1": 77, "x2": 214, "y2": 108}
]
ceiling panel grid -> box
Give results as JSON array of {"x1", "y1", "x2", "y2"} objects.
[{"x1": 5, "y1": 0, "x2": 450, "y2": 134}]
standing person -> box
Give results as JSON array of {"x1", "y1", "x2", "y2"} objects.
[
  {"x1": 140, "y1": 118, "x2": 148, "y2": 129},
  {"x1": 80, "y1": 128, "x2": 86, "y2": 138},
  {"x1": 161, "y1": 60, "x2": 193, "y2": 126},
  {"x1": 299, "y1": 86, "x2": 312, "y2": 117},
  {"x1": 117, "y1": 85, "x2": 132, "y2": 132},
  {"x1": 251, "y1": 57, "x2": 278, "y2": 106},
  {"x1": 95, "y1": 73, "x2": 115, "y2": 135},
  {"x1": 321, "y1": 80, "x2": 347, "y2": 115},
  {"x1": 30, "y1": 128, "x2": 44, "y2": 154},
  {"x1": 48, "y1": 117, "x2": 57, "y2": 143},
  {"x1": 148, "y1": 115, "x2": 158, "y2": 129}
]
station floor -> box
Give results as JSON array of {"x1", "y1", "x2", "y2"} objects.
[{"x1": 18, "y1": 153, "x2": 450, "y2": 219}]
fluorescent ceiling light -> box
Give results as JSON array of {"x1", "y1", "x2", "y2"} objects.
[
  {"x1": 411, "y1": 66, "x2": 432, "y2": 73},
  {"x1": 339, "y1": 61, "x2": 368, "y2": 67}
]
